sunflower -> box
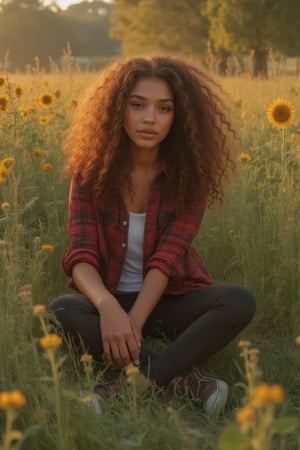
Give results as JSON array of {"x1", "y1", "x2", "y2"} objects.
[
  {"x1": 38, "y1": 92, "x2": 55, "y2": 108},
  {"x1": 14, "y1": 86, "x2": 24, "y2": 97},
  {"x1": 0, "y1": 94, "x2": 9, "y2": 112},
  {"x1": 0, "y1": 76, "x2": 5, "y2": 87},
  {"x1": 267, "y1": 98, "x2": 295, "y2": 129}
]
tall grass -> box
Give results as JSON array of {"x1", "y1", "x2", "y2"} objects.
[{"x1": 0, "y1": 61, "x2": 299, "y2": 449}]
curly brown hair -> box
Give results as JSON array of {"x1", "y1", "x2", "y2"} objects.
[{"x1": 63, "y1": 55, "x2": 235, "y2": 210}]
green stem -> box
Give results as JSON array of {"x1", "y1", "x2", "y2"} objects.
[
  {"x1": 2, "y1": 409, "x2": 16, "y2": 450},
  {"x1": 47, "y1": 349, "x2": 64, "y2": 448}
]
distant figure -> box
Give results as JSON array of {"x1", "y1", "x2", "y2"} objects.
[{"x1": 48, "y1": 55, "x2": 256, "y2": 414}]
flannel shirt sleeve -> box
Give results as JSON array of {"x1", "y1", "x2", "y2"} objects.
[
  {"x1": 145, "y1": 197, "x2": 207, "y2": 278},
  {"x1": 61, "y1": 177, "x2": 101, "y2": 277}
]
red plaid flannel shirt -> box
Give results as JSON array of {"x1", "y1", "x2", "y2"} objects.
[{"x1": 62, "y1": 165, "x2": 213, "y2": 295}]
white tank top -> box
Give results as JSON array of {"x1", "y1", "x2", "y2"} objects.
[{"x1": 117, "y1": 212, "x2": 146, "y2": 292}]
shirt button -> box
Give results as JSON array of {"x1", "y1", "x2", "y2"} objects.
[
  {"x1": 122, "y1": 220, "x2": 128, "y2": 226},
  {"x1": 121, "y1": 242, "x2": 127, "y2": 248}
]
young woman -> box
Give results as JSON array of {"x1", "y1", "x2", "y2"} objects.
[{"x1": 49, "y1": 55, "x2": 256, "y2": 414}]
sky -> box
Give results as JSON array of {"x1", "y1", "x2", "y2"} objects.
[{"x1": 45, "y1": 0, "x2": 112, "y2": 10}]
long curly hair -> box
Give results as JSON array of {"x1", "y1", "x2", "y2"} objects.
[{"x1": 63, "y1": 55, "x2": 235, "y2": 210}]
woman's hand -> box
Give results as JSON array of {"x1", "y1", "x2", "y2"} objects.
[{"x1": 99, "y1": 298, "x2": 141, "y2": 368}]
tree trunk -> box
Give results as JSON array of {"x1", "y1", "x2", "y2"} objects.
[{"x1": 249, "y1": 47, "x2": 268, "y2": 78}]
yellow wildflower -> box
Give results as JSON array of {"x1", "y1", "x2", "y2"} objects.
[
  {"x1": 42, "y1": 163, "x2": 53, "y2": 172},
  {"x1": 251, "y1": 383, "x2": 270, "y2": 405},
  {"x1": 0, "y1": 165, "x2": 10, "y2": 183},
  {"x1": 33, "y1": 236, "x2": 41, "y2": 244},
  {"x1": 80, "y1": 353, "x2": 93, "y2": 363},
  {"x1": 0, "y1": 390, "x2": 26, "y2": 409},
  {"x1": 251, "y1": 382, "x2": 285, "y2": 406},
  {"x1": 295, "y1": 335, "x2": 300, "y2": 345},
  {"x1": 1, "y1": 202, "x2": 10, "y2": 211},
  {"x1": 235, "y1": 406, "x2": 256, "y2": 432},
  {"x1": 238, "y1": 152, "x2": 251, "y2": 162},
  {"x1": 39, "y1": 333, "x2": 62, "y2": 350},
  {"x1": 227, "y1": 229, "x2": 235, "y2": 236},
  {"x1": 41, "y1": 244, "x2": 54, "y2": 253},
  {"x1": 39, "y1": 116, "x2": 48, "y2": 125},
  {"x1": 268, "y1": 384, "x2": 285, "y2": 404},
  {"x1": 33, "y1": 304, "x2": 46, "y2": 316},
  {"x1": 2, "y1": 157, "x2": 14, "y2": 169}
]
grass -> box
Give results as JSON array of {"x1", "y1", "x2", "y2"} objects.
[{"x1": 0, "y1": 60, "x2": 299, "y2": 449}]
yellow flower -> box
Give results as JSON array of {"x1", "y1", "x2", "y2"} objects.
[
  {"x1": 80, "y1": 353, "x2": 93, "y2": 363},
  {"x1": 39, "y1": 116, "x2": 48, "y2": 125},
  {"x1": 41, "y1": 244, "x2": 54, "y2": 253},
  {"x1": 227, "y1": 229, "x2": 235, "y2": 236},
  {"x1": 268, "y1": 384, "x2": 285, "y2": 404},
  {"x1": 33, "y1": 304, "x2": 46, "y2": 316},
  {"x1": 0, "y1": 390, "x2": 26, "y2": 409},
  {"x1": 295, "y1": 335, "x2": 300, "y2": 345},
  {"x1": 0, "y1": 240, "x2": 7, "y2": 246},
  {"x1": 238, "y1": 152, "x2": 251, "y2": 162},
  {"x1": 38, "y1": 92, "x2": 55, "y2": 108},
  {"x1": 0, "y1": 94, "x2": 9, "y2": 112},
  {"x1": 33, "y1": 236, "x2": 41, "y2": 244},
  {"x1": 126, "y1": 363, "x2": 140, "y2": 377},
  {"x1": 1, "y1": 202, "x2": 10, "y2": 211},
  {"x1": 42, "y1": 163, "x2": 53, "y2": 172},
  {"x1": 0, "y1": 166, "x2": 10, "y2": 183},
  {"x1": 267, "y1": 98, "x2": 295, "y2": 129},
  {"x1": 14, "y1": 86, "x2": 24, "y2": 97},
  {"x1": 2, "y1": 157, "x2": 14, "y2": 169},
  {"x1": 0, "y1": 75, "x2": 6, "y2": 87},
  {"x1": 19, "y1": 104, "x2": 32, "y2": 117},
  {"x1": 235, "y1": 406, "x2": 256, "y2": 432},
  {"x1": 39, "y1": 333, "x2": 62, "y2": 350},
  {"x1": 238, "y1": 340, "x2": 251, "y2": 348},
  {"x1": 54, "y1": 89, "x2": 61, "y2": 98},
  {"x1": 251, "y1": 382, "x2": 285, "y2": 406},
  {"x1": 251, "y1": 383, "x2": 270, "y2": 405}
]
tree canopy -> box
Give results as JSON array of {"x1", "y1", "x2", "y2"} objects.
[{"x1": 0, "y1": 0, "x2": 299, "y2": 73}]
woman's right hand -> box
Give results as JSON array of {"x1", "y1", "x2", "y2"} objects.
[{"x1": 99, "y1": 297, "x2": 141, "y2": 368}]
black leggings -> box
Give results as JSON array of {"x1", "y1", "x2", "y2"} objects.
[{"x1": 48, "y1": 284, "x2": 256, "y2": 386}]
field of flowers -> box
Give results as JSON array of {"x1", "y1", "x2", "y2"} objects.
[{"x1": 0, "y1": 58, "x2": 299, "y2": 450}]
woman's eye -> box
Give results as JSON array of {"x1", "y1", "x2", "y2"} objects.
[
  {"x1": 132, "y1": 103, "x2": 144, "y2": 110},
  {"x1": 160, "y1": 105, "x2": 172, "y2": 113}
]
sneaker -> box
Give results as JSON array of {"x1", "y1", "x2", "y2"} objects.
[
  {"x1": 94, "y1": 380, "x2": 122, "y2": 401},
  {"x1": 170, "y1": 374, "x2": 228, "y2": 415}
]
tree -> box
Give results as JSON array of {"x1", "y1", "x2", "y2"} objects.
[
  {"x1": 205, "y1": 0, "x2": 300, "y2": 78},
  {"x1": 110, "y1": 0, "x2": 209, "y2": 57}
]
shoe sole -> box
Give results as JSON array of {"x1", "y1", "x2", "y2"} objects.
[{"x1": 204, "y1": 380, "x2": 229, "y2": 415}]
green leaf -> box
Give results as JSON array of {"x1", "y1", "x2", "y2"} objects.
[
  {"x1": 218, "y1": 423, "x2": 251, "y2": 450},
  {"x1": 272, "y1": 416, "x2": 299, "y2": 435}
]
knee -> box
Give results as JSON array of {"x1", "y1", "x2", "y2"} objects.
[{"x1": 222, "y1": 285, "x2": 256, "y2": 326}]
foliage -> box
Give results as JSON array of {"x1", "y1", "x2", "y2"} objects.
[{"x1": 110, "y1": 0, "x2": 209, "y2": 56}]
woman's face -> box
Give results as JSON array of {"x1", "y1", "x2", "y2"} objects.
[{"x1": 124, "y1": 77, "x2": 175, "y2": 153}]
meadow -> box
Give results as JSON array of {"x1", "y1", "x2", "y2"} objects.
[{"x1": 0, "y1": 57, "x2": 299, "y2": 450}]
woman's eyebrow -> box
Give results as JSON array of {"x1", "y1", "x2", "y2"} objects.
[{"x1": 129, "y1": 94, "x2": 174, "y2": 102}]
